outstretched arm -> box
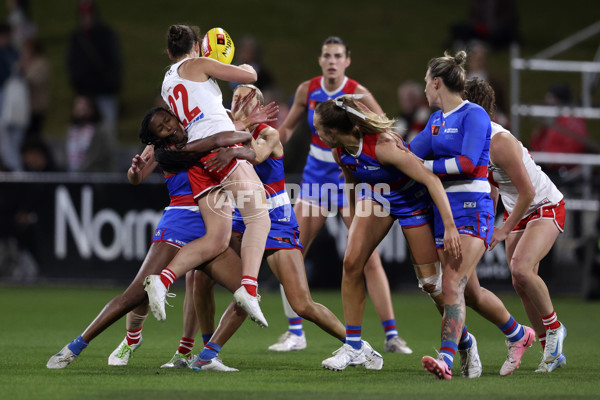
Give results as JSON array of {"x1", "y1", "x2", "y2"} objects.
[
  {"x1": 376, "y1": 139, "x2": 461, "y2": 258},
  {"x1": 279, "y1": 82, "x2": 309, "y2": 145},
  {"x1": 127, "y1": 145, "x2": 158, "y2": 185}
]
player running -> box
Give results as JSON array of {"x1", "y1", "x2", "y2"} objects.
[
  {"x1": 273, "y1": 36, "x2": 411, "y2": 354},
  {"x1": 312, "y1": 95, "x2": 461, "y2": 371}
]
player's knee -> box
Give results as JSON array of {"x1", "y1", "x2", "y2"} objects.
[
  {"x1": 343, "y1": 253, "x2": 366, "y2": 277},
  {"x1": 413, "y1": 261, "x2": 442, "y2": 298}
]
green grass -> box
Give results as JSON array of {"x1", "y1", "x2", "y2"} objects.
[{"x1": 1, "y1": 286, "x2": 598, "y2": 399}]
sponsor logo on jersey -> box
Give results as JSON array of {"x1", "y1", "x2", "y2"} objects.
[
  {"x1": 345, "y1": 164, "x2": 357, "y2": 171},
  {"x1": 432, "y1": 125, "x2": 440, "y2": 135},
  {"x1": 309, "y1": 100, "x2": 318, "y2": 110},
  {"x1": 444, "y1": 128, "x2": 458, "y2": 133},
  {"x1": 463, "y1": 202, "x2": 477, "y2": 208},
  {"x1": 365, "y1": 166, "x2": 380, "y2": 171}
]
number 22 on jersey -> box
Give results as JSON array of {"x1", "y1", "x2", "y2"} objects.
[{"x1": 168, "y1": 84, "x2": 201, "y2": 126}]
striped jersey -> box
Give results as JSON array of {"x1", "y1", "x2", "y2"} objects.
[
  {"x1": 410, "y1": 100, "x2": 493, "y2": 217},
  {"x1": 252, "y1": 123, "x2": 296, "y2": 228}
]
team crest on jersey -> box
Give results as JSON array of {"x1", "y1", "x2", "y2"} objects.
[
  {"x1": 345, "y1": 164, "x2": 357, "y2": 171},
  {"x1": 432, "y1": 125, "x2": 440, "y2": 135},
  {"x1": 309, "y1": 100, "x2": 318, "y2": 110}
]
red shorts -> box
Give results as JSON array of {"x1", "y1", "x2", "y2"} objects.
[
  {"x1": 505, "y1": 199, "x2": 565, "y2": 233},
  {"x1": 189, "y1": 152, "x2": 241, "y2": 198}
]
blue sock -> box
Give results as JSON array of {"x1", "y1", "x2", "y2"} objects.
[
  {"x1": 201, "y1": 333, "x2": 213, "y2": 346},
  {"x1": 440, "y1": 340, "x2": 458, "y2": 369},
  {"x1": 498, "y1": 315, "x2": 524, "y2": 343},
  {"x1": 288, "y1": 317, "x2": 303, "y2": 336},
  {"x1": 381, "y1": 319, "x2": 398, "y2": 341},
  {"x1": 345, "y1": 325, "x2": 362, "y2": 350},
  {"x1": 457, "y1": 326, "x2": 472, "y2": 350},
  {"x1": 199, "y1": 342, "x2": 221, "y2": 360},
  {"x1": 67, "y1": 335, "x2": 88, "y2": 356}
]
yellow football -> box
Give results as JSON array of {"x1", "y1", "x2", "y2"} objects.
[{"x1": 201, "y1": 27, "x2": 235, "y2": 64}]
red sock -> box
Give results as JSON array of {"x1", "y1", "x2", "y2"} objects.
[
  {"x1": 541, "y1": 311, "x2": 561, "y2": 330},
  {"x1": 178, "y1": 336, "x2": 194, "y2": 355},
  {"x1": 538, "y1": 333, "x2": 546, "y2": 350},
  {"x1": 241, "y1": 275, "x2": 258, "y2": 297},
  {"x1": 126, "y1": 327, "x2": 142, "y2": 346},
  {"x1": 159, "y1": 268, "x2": 177, "y2": 290}
]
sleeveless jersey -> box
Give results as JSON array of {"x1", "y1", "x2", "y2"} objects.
[
  {"x1": 303, "y1": 76, "x2": 359, "y2": 185},
  {"x1": 410, "y1": 101, "x2": 493, "y2": 218},
  {"x1": 252, "y1": 123, "x2": 297, "y2": 229},
  {"x1": 488, "y1": 122, "x2": 563, "y2": 216},
  {"x1": 161, "y1": 58, "x2": 235, "y2": 141},
  {"x1": 337, "y1": 133, "x2": 430, "y2": 222}
]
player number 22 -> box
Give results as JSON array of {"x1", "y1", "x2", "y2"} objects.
[{"x1": 168, "y1": 84, "x2": 201, "y2": 126}]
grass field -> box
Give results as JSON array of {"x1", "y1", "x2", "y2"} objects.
[{"x1": 1, "y1": 286, "x2": 598, "y2": 400}]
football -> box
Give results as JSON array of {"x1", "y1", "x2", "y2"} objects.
[{"x1": 201, "y1": 27, "x2": 235, "y2": 64}]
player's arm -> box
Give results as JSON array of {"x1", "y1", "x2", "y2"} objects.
[
  {"x1": 279, "y1": 81, "x2": 309, "y2": 145},
  {"x1": 204, "y1": 144, "x2": 257, "y2": 173},
  {"x1": 422, "y1": 110, "x2": 488, "y2": 176},
  {"x1": 376, "y1": 138, "x2": 461, "y2": 258},
  {"x1": 354, "y1": 84, "x2": 384, "y2": 116},
  {"x1": 488, "y1": 132, "x2": 536, "y2": 250},
  {"x1": 128, "y1": 145, "x2": 158, "y2": 185},
  {"x1": 182, "y1": 57, "x2": 257, "y2": 83},
  {"x1": 334, "y1": 150, "x2": 358, "y2": 220},
  {"x1": 250, "y1": 126, "x2": 282, "y2": 165},
  {"x1": 182, "y1": 131, "x2": 252, "y2": 154}
]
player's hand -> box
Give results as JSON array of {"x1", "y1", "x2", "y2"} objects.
[
  {"x1": 128, "y1": 153, "x2": 150, "y2": 176},
  {"x1": 488, "y1": 228, "x2": 508, "y2": 251},
  {"x1": 232, "y1": 88, "x2": 256, "y2": 121},
  {"x1": 204, "y1": 148, "x2": 236, "y2": 173},
  {"x1": 443, "y1": 226, "x2": 462, "y2": 259},
  {"x1": 245, "y1": 101, "x2": 279, "y2": 126}
]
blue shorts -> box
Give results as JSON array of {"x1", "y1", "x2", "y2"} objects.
[
  {"x1": 433, "y1": 210, "x2": 494, "y2": 248},
  {"x1": 298, "y1": 154, "x2": 347, "y2": 210},
  {"x1": 357, "y1": 182, "x2": 432, "y2": 228},
  {"x1": 152, "y1": 208, "x2": 206, "y2": 248},
  {"x1": 232, "y1": 210, "x2": 303, "y2": 251}
]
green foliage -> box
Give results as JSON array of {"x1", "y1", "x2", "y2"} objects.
[{"x1": 1, "y1": 286, "x2": 598, "y2": 399}]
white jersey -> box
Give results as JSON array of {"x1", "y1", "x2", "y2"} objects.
[
  {"x1": 488, "y1": 122, "x2": 563, "y2": 217},
  {"x1": 161, "y1": 58, "x2": 235, "y2": 141}
]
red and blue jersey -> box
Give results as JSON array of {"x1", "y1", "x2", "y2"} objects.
[
  {"x1": 152, "y1": 170, "x2": 206, "y2": 248},
  {"x1": 252, "y1": 123, "x2": 297, "y2": 230},
  {"x1": 232, "y1": 124, "x2": 302, "y2": 250},
  {"x1": 302, "y1": 76, "x2": 359, "y2": 186},
  {"x1": 409, "y1": 101, "x2": 493, "y2": 219},
  {"x1": 337, "y1": 133, "x2": 431, "y2": 228}
]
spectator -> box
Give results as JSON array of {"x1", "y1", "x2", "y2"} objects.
[
  {"x1": 0, "y1": 21, "x2": 29, "y2": 172},
  {"x1": 449, "y1": 0, "x2": 520, "y2": 50},
  {"x1": 466, "y1": 41, "x2": 509, "y2": 127},
  {"x1": 67, "y1": 0, "x2": 122, "y2": 140},
  {"x1": 65, "y1": 95, "x2": 115, "y2": 172},
  {"x1": 6, "y1": 0, "x2": 36, "y2": 51},
  {"x1": 391, "y1": 80, "x2": 430, "y2": 142},
  {"x1": 20, "y1": 138, "x2": 58, "y2": 172},
  {"x1": 21, "y1": 38, "x2": 50, "y2": 139},
  {"x1": 530, "y1": 83, "x2": 589, "y2": 171}
]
